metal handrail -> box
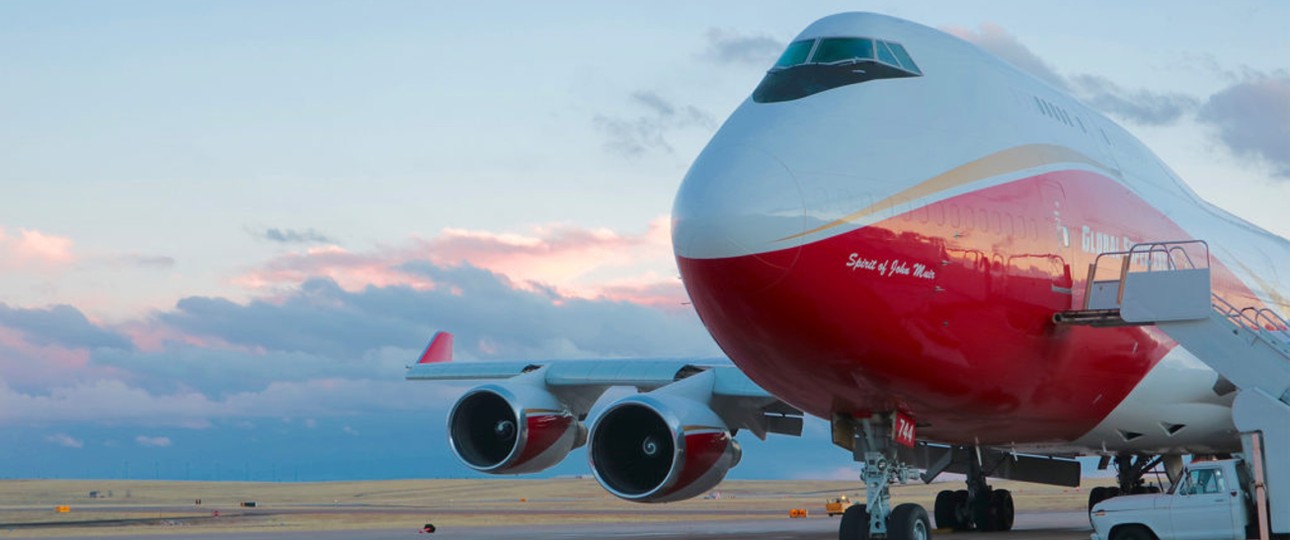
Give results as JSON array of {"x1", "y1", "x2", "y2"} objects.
[
  {"x1": 1212, "y1": 294, "x2": 1290, "y2": 354},
  {"x1": 1081, "y1": 240, "x2": 1211, "y2": 310},
  {"x1": 1240, "y1": 307, "x2": 1290, "y2": 340}
]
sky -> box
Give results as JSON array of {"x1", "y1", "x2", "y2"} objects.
[{"x1": 1, "y1": 1, "x2": 1288, "y2": 482}]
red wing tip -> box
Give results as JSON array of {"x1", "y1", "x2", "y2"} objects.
[{"x1": 417, "y1": 331, "x2": 454, "y2": 364}]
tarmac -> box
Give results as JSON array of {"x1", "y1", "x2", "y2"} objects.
[{"x1": 3, "y1": 510, "x2": 1093, "y2": 540}]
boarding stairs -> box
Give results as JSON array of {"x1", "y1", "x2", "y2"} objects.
[{"x1": 1054, "y1": 240, "x2": 1290, "y2": 537}]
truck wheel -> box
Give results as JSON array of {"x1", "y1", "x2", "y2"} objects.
[
  {"x1": 889, "y1": 503, "x2": 931, "y2": 540},
  {"x1": 839, "y1": 504, "x2": 870, "y2": 540},
  {"x1": 934, "y1": 490, "x2": 958, "y2": 529},
  {"x1": 1111, "y1": 525, "x2": 1152, "y2": 540}
]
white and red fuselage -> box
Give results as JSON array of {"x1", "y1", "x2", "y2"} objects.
[{"x1": 672, "y1": 13, "x2": 1290, "y2": 456}]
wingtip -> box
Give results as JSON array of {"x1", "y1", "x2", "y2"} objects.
[{"x1": 417, "y1": 331, "x2": 454, "y2": 364}]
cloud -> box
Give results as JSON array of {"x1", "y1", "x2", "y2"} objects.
[
  {"x1": 947, "y1": 23, "x2": 1200, "y2": 126},
  {"x1": 261, "y1": 227, "x2": 337, "y2": 245},
  {"x1": 1069, "y1": 75, "x2": 1199, "y2": 126},
  {"x1": 593, "y1": 91, "x2": 715, "y2": 157},
  {"x1": 135, "y1": 435, "x2": 172, "y2": 447},
  {"x1": 0, "y1": 377, "x2": 452, "y2": 427},
  {"x1": 237, "y1": 217, "x2": 682, "y2": 308},
  {"x1": 701, "y1": 28, "x2": 783, "y2": 67},
  {"x1": 0, "y1": 217, "x2": 716, "y2": 463},
  {"x1": 0, "y1": 304, "x2": 133, "y2": 350},
  {"x1": 176, "y1": 265, "x2": 716, "y2": 362},
  {"x1": 1197, "y1": 74, "x2": 1290, "y2": 177},
  {"x1": 0, "y1": 227, "x2": 75, "y2": 268},
  {"x1": 45, "y1": 433, "x2": 83, "y2": 448}
]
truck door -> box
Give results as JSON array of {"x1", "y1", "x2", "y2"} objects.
[{"x1": 1169, "y1": 466, "x2": 1239, "y2": 540}]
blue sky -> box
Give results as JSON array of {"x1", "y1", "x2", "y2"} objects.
[{"x1": 0, "y1": 1, "x2": 1287, "y2": 481}]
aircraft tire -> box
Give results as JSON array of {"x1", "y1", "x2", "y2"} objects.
[
  {"x1": 952, "y1": 490, "x2": 970, "y2": 531},
  {"x1": 839, "y1": 503, "x2": 870, "y2": 540},
  {"x1": 933, "y1": 490, "x2": 958, "y2": 529},
  {"x1": 990, "y1": 489, "x2": 1014, "y2": 531},
  {"x1": 889, "y1": 503, "x2": 931, "y2": 540}
]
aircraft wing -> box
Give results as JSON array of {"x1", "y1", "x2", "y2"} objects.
[{"x1": 405, "y1": 332, "x2": 804, "y2": 440}]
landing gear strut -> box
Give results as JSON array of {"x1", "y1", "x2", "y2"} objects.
[
  {"x1": 1088, "y1": 454, "x2": 1163, "y2": 511},
  {"x1": 931, "y1": 446, "x2": 1014, "y2": 531},
  {"x1": 837, "y1": 415, "x2": 931, "y2": 540}
]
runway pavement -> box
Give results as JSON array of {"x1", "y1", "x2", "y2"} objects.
[{"x1": 4, "y1": 511, "x2": 1092, "y2": 540}]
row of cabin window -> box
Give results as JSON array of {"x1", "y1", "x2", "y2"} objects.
[{"x1": 898, "y1": 202, "x2": 1043, "y2": 240}]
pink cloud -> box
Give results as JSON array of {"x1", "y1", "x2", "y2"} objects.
[
  {"x1": 115, "y1": 319, "x2": 265, "y2": 355},
  {"x1": 0, "y1": 227, "x2": 76, "y2": 268},
  {"x1": 233, "y1": 245, "x2": 436, "y2": 293},
  {"x1": 0, "y1": 326, "x2": 109, "y2": 389},
  {"x1": 236, "y1": 216, "x2": 688, "y2": 309}
]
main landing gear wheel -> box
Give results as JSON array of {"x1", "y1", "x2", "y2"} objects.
[
  {"x1": 839, "y1": 504, "x2": 870, "y2": 540},
  {"x1": 988, "y1": 489, "x2": 1014, "y2": 531},
  {"x1": 889, "y1": 503, "x2": 931, "y2": 540},
  {"x1": 932, "y1": 490, "x2": 971, "y2": 530},
  {"x1": 933, "y1": 490, "x2": 958, "y2": 529}
]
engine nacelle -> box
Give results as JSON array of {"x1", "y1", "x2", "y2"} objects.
[
  {"x1": 588, "y1": 393, "x2": 742, "y2": 503},
  {"x1": 447, "y1": 383, "x2": 585, "y2": 474}
]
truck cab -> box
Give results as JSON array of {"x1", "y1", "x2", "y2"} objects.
[{"x1": 1091, "y1": 460, "x2": 1251, "y2": 540}]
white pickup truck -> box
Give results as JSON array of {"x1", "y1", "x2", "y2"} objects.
[{"x1": 1090, "y1": 459, "x2": 1257, "y2": 540}]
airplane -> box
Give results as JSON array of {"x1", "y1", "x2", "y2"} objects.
[{"x1": 408, "y1": 12, "x2": 1290, "y2": 540}]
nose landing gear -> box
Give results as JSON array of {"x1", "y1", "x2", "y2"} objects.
[{"x1": 836, "y1": 414, "x2": 931, "y2": 540}]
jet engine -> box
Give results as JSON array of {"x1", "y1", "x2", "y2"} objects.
[
  {"x1": 447, "y1": 383, "x2": 585, "y2": 474},
  {"x1": 588, "y1": 393, "x2": 741, "y2": 503}
]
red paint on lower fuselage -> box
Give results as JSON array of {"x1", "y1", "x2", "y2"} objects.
[{"x1": 678, "y1": 170, "x2": 1250, "y2": 445}]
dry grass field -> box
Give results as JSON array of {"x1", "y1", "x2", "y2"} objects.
[{"x1": 0, "y1": 477, "x2": 1112, "y2": 537}]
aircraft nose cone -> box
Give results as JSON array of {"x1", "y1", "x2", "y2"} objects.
[{"x1": 672, "y1": 143, "x2": 806, "y2": 276}]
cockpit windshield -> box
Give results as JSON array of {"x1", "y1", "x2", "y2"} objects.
[
  {"x1": 773, "y1": 40, "x2": 814, "y2": 68},
  {"x1": 812, "y1": 38, "x2": 874, "y2": 64},
  {"x1": 756, "y1": 36, "x2": 922, "y2": 103}
]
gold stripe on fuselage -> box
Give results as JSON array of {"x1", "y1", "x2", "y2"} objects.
[{"x1": 779, "y1": 143, "x2": 1116, "y2": 242}]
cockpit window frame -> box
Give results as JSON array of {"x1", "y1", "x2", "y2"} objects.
[
  {"x1": 809, "y1": 37, "x2": 876, "y2": 66},
  {"x1": 885, "y1": 42, "x2": 922, "y2": 75},
  {"x1": 769, "y1": 35, "x2": 922, "y2": 76},
  {"x1": 756, "y1": 35, "x2": 924, "y2": 103}
]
